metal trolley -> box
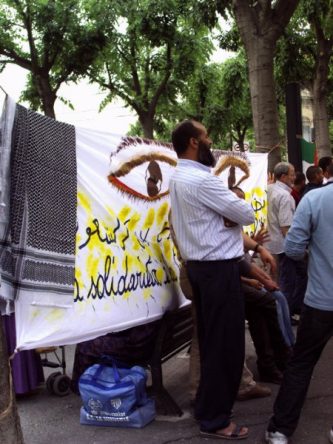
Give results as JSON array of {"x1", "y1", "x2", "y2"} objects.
[{"x1": 36, "y1": 346, "x2": 71, "y2": 396}]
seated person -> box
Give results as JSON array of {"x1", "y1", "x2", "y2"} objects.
[
  {"x1": 242, "y1": 276, "x2": 293, "y2": 384},
  {"x1": 243, "y1": 262, "x2": 295, "y2": 348},
  {"x1": 233, "y1": 186, "x2": 294, "y2": 349}
]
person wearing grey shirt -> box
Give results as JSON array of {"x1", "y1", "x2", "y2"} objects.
[
  {"x1": 266, "y1": 162, "x2": 307, "y2": 319},
  {"x1": 169, "y1": 120, "x2": 254, "y2": 440},
  {"x1": 265, "y1": 182, "x2": 333, "y2": 444}
]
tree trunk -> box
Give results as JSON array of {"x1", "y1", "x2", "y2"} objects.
[
  {"x1": 36, "y1": 75, "x2": 57, "y2": 119},
  {"x1": 235, "y1": 127, "x2": 247, "y2": 152},
  {"x1": 312, "y1": 39, "x2": 333, "y2": 158},
  {"x1": 139, "y1": 112, "x2": 154, "y2": 139},
  {"x1": 0, "y1": 317, "x2": 24, "y2": 444},
  {"x1": 246, "y1": 40, "x2": 281, "y2": 170},
  {"x1": 231, "y1": 0, "x2": 299, "y2": 171}
]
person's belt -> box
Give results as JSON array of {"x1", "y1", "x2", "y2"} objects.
[{"x1": 187, "y1": 256, "x2": 243, "y2": 264}]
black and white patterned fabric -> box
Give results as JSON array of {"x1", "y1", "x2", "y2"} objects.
[{"x1": 0, "y1": 103, "x2": 77, "y2": 307}]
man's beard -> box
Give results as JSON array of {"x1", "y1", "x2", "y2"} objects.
[{"x1": 198, "y1": 141, "x2": 216, "y2": 167}]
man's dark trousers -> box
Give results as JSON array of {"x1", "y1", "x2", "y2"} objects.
[
  {"x1": 187, "y1": 259, "x2": 244, "y2": 432},
  {"x1": 268, "y1": 305, "x2": 333, "y2": 437},
  {"x1": 278, "y1": 253, "x2": 307, "y2": 316}
]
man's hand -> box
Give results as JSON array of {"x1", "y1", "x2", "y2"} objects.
[
  {"x1": 260, "y1": 276, "x2": 279, "y2": 292},
  {"x1": 253, "y1": 226, "x2": 270, "y2": 245},
  {"x1": 242, "y1": 233, "x2": 276, "y2": 274},
  {"x1": 248, "y1": 262, "x2": 279, "y2": 291},
  {"x1": 245, "y1": 278, "x2": 264, "y2": 290}
]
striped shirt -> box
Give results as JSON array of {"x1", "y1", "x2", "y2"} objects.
[{"x1": 169, "y1": 159, "x2": 255, "y2": 261}]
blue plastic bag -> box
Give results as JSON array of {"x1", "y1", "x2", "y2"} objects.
[
  {"x1": 79, "y1": 398, "x2": 155, "y2": 428},
  {"x1": 78, "y1": 361, "x2": 155, "y2": 428}
]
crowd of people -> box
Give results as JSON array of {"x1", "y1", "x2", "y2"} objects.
[
  {"x1": 2, "y1": 118, "x2": 333, "y2": 443},
  {"x1": 169, "y1": 119, "x2": 333, "y2": 443}
]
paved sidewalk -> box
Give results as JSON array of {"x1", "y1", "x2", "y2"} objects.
[{"x1": 17, "y1": 329, "x2": 333, "y2": 444}]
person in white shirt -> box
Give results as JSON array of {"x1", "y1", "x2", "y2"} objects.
[
  {"x1": 266, "y1": 162, "x2": 307, "y2": 320},
  {"x1": 169, "y1": 119, "x2": 254, "y2": 440}
]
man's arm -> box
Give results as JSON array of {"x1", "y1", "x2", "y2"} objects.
[
  {"x1": 200, "y1": 175, "x2": 254, "y2": 226},
  {"x1": 241, "y1": 277, "x2": 264, "y2": 290},
  {"x1": 248, "y1": 262, "x2": 279, "y2": 291},
  {"x1": 240, "y1": 257, "x2": 279, "y2": 291},
  {"x1": 278, "y1": 194, "x2": 294, "y2": 238},
  {"x1": 285, "y1": 198, "x2": 311, "y2": 261},
  {"x1": 242, "y1": 233, "x2": 277, "y2": 274}
]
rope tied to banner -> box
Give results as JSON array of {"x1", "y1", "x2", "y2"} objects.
[{"x1": 255, "y1": 140, "x2": 285, "y2": 154}]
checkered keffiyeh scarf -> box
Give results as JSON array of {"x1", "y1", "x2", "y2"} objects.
[{"x1": 0, "y1": 103, "x2": 77, "y2": 307}]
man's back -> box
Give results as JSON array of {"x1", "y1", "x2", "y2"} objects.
[
  {"x1": 285, "y1": 184, "x2": 333, "y2": 310},
  {"x1": 302, "y1": 182, "x2": 321, "y2": 196}
]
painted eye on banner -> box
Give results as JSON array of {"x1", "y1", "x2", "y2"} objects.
[
  {"x1": 108, "y1": 137, "x2": 177, "y2": 202},
  {"x1": 213, "y1": 154, "x2": 250, "y2": 188}
]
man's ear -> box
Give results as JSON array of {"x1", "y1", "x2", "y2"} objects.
[{"x1": 189, "y1": 137, "x2": 199, "y2": 150}]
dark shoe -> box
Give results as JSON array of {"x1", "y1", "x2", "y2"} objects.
[
  {"x1": 259, "y1": 368, "x2": 283, "y2": 384},
  {"x1": 237, "y1": 383, "x2": 271, "y2": 401}
]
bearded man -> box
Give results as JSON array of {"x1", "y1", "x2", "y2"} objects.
[{"x1": 169, "y1": 119, "x2": 254, "y2": 440}]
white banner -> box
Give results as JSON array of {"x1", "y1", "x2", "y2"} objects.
[{"x1": 15, "y1": 129, "x2": 267, "y2": 350}]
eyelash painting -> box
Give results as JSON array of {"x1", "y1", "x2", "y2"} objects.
[{"x1": 108, "y1": 139, "x2": 177, "y2": 201}]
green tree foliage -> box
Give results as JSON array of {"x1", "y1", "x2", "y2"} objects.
[
  {"x1": 276, "y1": 0, "x2": 333, "y2": 157},
  {"x1": 138, "y1": 54, "x2": 254, "y2": 150},
  {"x1": 213, "y1": 54, "x2": 253, "y2": 150},
  {"x1": 178, "y1": 55, "x2": 253, "y2": 150},
  {"x1": 0, "y1": 0, "x2": 105, "y2": 118},
  {"x1": 86, "y1": 0, "x2": 214, "y2": 139}
]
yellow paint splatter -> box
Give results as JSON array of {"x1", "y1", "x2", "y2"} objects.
[
  {"x1": 143, "y1": 208, "x2": 155, "y2": 230},
  {"x1": 87, "y1": 253, "x2": 100, "y2": 278},
  {"x1": 45, "y1": 309, "x2": 64, "y2": 322},
  {"x1": 103, "y1": 302, "x2": 111, "y2": 312},
  {"x1": 155, "y1": 268, "x2": 164, "y2": 283},
  {"x1": 157, "y1": 202, "x2": 169, "y2": 226},
  {"x1": 162, "y1": 239, "x2": 171, "y2": 262},
  {"x1": 143, "y1": 288, "x2": 151, "y2": 300},
  {"x1": 30, "y1": 309, "x2": 41, "y2": 321},
  {"x1": 118, "y1": 206, "x2": 132, "y2": 222},
  {"x1": 122, "y1": 290, "x2": 131, "y2": 300},
  {"x1": 123, "y1": 254, "x2": 134, "y2": 271},
  {"x1": 127, "y1": 212, "x2": 141, "y2": 231},
  {"x1": 78, "y1": 191, "x2": 91, "y2": 214},
  {"x1": 130, "y1": 233, "x2": 141, "y2": 251}
]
